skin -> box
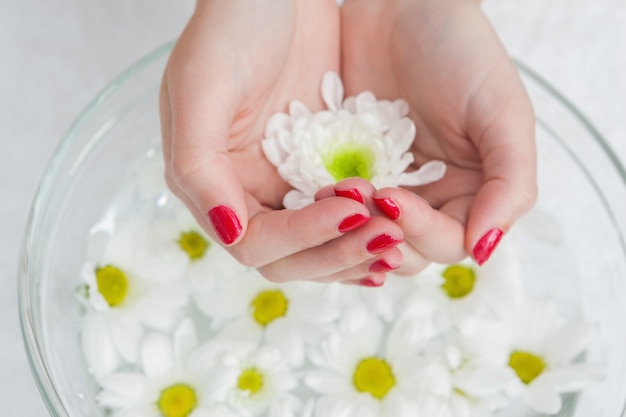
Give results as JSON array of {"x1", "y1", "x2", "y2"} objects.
[
  {"x1": 160, "y1": 0, "x2": 537, "y2": 284},
  {"x1": 339, "y1": 0, "x2": 537, "y2": 273}
]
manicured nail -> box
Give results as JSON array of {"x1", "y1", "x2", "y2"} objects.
[
  {"x1": 473, "y1": 228, "x2": 504, "y2": 266},
  {"x1": 207, "y1": 205, "x2": 242, "y2": 245},
  {"x1": 334, "y1": 188, "x2": 364, "y2": 204},
  {"x1": 368, "y1": 260, "x2": 398, "y2": 273},
  {"x1": 338, "y1": 214, "x2": 370, "y2": 233},
  {"x1": 366, "y1": 234, "x2": 402, "y2": 254},
  {"x1": 359, "y1": 277, "x2": 385, "y2": 287},
  {"x1": 373, "y1": 197, "x2": 400, "y2": 220}
]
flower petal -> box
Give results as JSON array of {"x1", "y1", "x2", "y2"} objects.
[
  {"x1": 534, "y1": 364, "x2": 605, "y2": 393},
  {"x1": 141, "y1": 332, "x2": 173, "y2": 377},
  {"x1": 524, "y1": 384, "x2": 562, "y2": 414},
  {"x1": 81, "y1": 312, "x2": 120, "y2": 378},
  {"x1": 321, "y1": 72, "x2": 344, "y2": 112},
  {"x1": 398, "y1": 160, "x2": 446, "y2": 186},
  {"x1": 541, "y1": 322, "x2": 597, "y2": 364}
]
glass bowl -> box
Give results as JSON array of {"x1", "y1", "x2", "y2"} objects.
[{"x1": 19, "y1": 44, "x2": 626, "y2": 417}]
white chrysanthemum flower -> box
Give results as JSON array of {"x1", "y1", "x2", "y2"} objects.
[
  {"x1": 459, "y1": 300, "x2": 605, "y2": 414},
  {"x1": 97, "y1": 320, "x2": 240, "y2": 417},
  {"x1": 80, "y1": 220, "x2": 189, "y2": 377},
  {"x1": 407, "y1": 341, "x2": 518, "y2": 417},
  {"x1": 416, "y1": 240, "x2": 524, "y2": 335},
  {"x1": 261, "y1": 72, "x2": 446, "y2": 209},
  {"x1": 194, "y1": 270, "x2": 340, "y2": 367},
  {"x1": 189, "y1": 340, "x2": 301, "y2": 417},
  {"x1": 155, "y1": 208, "x2": 244, "y2": 293},
  {"x1": 305, "y1": 318, "x2": 442, "y2": 417}
]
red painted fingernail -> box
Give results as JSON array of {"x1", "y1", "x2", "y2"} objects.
[
  {"x1": 366, "y1": 234, "x2": 402, "y2": 254},
  {"x1": 334, "y1": 188, "x2": 364, "y2": 204},
  {"x1": 473, "y1": 228, "x2": 504, "y2": 266},
  {"x1": 373, "y1": 197, "x2": 400, "y2": 220},
  {"x1": 207, "y1": 205, "x2": 242, "y2": 245},
  {"x1": 338, "y1": 214, "x2": 370, "y2": 233},
  {"x1": 369, "y1": 260, "x2": 398, "y2": 273},
  {"x1": 359, "y1": 277, "x2": 385, "y2": 287}
]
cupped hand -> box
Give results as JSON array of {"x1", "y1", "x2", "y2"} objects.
[
  {"x1": 341, "y1": 0, "x2": 537, "y2": 271},
  {"x1": 160, "y1": 0, "x2": 403, "y2": 283}
]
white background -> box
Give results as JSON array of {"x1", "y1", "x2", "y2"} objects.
[{"x1": 0, "y1": 0, "x2": 624, "y2": 413}]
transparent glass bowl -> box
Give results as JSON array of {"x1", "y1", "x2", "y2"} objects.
[{"x1": 19, "y1": 44, "x2": 626, "y2": 417}]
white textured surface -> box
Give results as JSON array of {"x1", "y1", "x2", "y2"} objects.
[{"x1": 0, "y1": 0, "x2": 623, "y2": 414}]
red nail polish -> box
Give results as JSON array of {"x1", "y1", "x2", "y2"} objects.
[
  {"x1": 473, "y1": 228, "x2": 504, "y2": 266},
  {"x1": 207, "y1": 205, "x2": 242, "y2": 245},
  {"x1": 373, "y1": 197, "x2": 400, "y2": 220},
  {"x1": 366, "y1": 234, "x2": 402, "y2": 254},
  {"x1": 338, "y1": 214, "x2": 370, "y2": 233},
  {"x1": 369, "y1": 260, "x2": 398, "y2": 273},
  {"x1": 334, "y1": 188, "x2": 364, "y2": 204},
  {"x1": 359, "y1": 277, "x2": 385, "y2": 287}
]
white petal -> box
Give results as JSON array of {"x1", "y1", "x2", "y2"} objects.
[
  {"x1": 218, "y1": 316, "x2": 263, "y2": 345},
  {"x1": 264, "y1": 112, "x2": 292, "y2": 139},
  {"x1": 535, "y1": 364, "x2": 605, "y2": 392},
  {"x1": 283, "y1": 190, "x2": 313, "y2": 209},
  {"x1": 314, "y1": 396, "x2": 355, "y2": 417},
  {"x1": 541, "y1": 322, "x2": 596, "y2": 364},
  {"x1": 398, "y1": 160, "x2": 446, "y2": 186},
  {"x1": 108, "y1": 313, "x2": 142, "y2": 364},
  {"x1": 191, "y1": 406, "x2": 241, "y2": 417},
  {"x1": 173, "y1": 318, "x2": 198, "y2": 362},
  {"x1": 305, "y1": 370, "x2": 349, "y2": 395},
  {"x1": 141, "y1": 332, "x2": 173, "y2": 377},
  {"x1": 290, "y1": 100, "x2": 312, "y2": 120},
  {"x1": 321, "y1": 72, "x2": 344, "y2": 112},
  {"x1": 524, "y1": 384, "x2": 562, "y2": 414},
  {"x1": 97, "y1": 372, "x2": 145, "y2": 406},
  {"x1": 81, "y1": 312, "x2": 120, "y2": 378},
  {"x1": 266, "y1": 320, "x2": 304, "y2": 367}
]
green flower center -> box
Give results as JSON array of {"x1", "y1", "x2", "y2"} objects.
[
  {"x1": 251, "y1": 290, "x2": 289, "y2": 326},
  {"x1": 323, "y1": 143, "x2": 375, "y2": 182},
  {"x1": 441, "y1": 264, "x2": 476, "y2": 299},
  {"x1": 178, "y1": 231, "x2": 209, "y2": 260},
  {"x1": 237, "y1": 368, "x2": 264, "y2": 395},
  {"x1": 509, "y1": 351, "x2": 546, "y2": 384},
  {"x1": 157, "y1": 383, "x2": 197, "y2": 417},
  {"x1": 353, "y1": 357, "x2": 396, "y2": 400},
  {"x1": 95, "y1": 265, "x2": 129, "y2": 307}
]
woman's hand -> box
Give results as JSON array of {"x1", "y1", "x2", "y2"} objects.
[
  {"x1": 341, "y1": 0, "x2": 537, "y2": 272},
  {"x1": 160, "y1": 0, "x2": 403, "y2": 284}
]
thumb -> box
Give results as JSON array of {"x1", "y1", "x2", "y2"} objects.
[
  {"x1": 161, "y1": 71, "x2": 248, "y2": 246},
  {"x1": 465, "y1": 86, "x2": 537, "y2": 265}
]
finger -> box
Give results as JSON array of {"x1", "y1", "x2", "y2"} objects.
[
  {"x1": 316, "y1": 177, "x2": 378, "y2": 209},
  {"x1": 372, "y1": 187, "x2": 467, "y2": 266},
  {"x1": 465, "y1": 71, "x2": 537, "y2": 265},
  {"x1": 256, "y1": 216, "x2": 403, "y2": 282},
  {"x1": 341, "y1": 273, "x2": 388, "y2": 287},
  {"x1": 164, "y1": 51, "x2": 250, "y2": 246},
  {"x1": 229, "y1": 196, "x2": 373, "y2": 267}
]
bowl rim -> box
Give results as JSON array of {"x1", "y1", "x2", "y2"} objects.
[{"x1": 17, "y1": 43, "x2": 626, "y2": 417}]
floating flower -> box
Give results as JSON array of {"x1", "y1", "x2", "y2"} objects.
[
  {"x1": 97, "y1": 320, "x2": 239, "y2": 417},
  {"x1": 155, "y1": 208, "x2": 244, "y2": 292},
  {"x1": 305, "y1": 319, "x2": 439, "y2": 417},
  {"x1": 190, "y1": 341, "x2": 301, "y2": 417},
  {"x1": 261, "y1": 72, "x2": 446, "y2": 209},
  {"x1": 80, "y1": 220, "x2": 189, "y2": 377},
  {"x1": 416, "y1": 240, "x2": 524, "y2": 335},
  {"x1": 459, "y1": 300, "x2": 604, "y2": 414},
  {"x1": 193, "y1": 270, "x2": 339, "y2": 367}
]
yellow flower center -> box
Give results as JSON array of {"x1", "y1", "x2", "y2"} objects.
[
  {"x1": 251, "y1": 290, "x2": 289, "y2": 326},
  {"x1": 157, "y1": 383, "x2": 197, "y2": 417},
  {"x1": 508, "y1": 351, "x2": 546, "y2": 384},
  {"x1": 95, "y1": 265, "x2": 129, "y2": 307},
  {"x1": 323, "y1": 143, "x2": 375, "y2": 181},
  {"x1": 237, "y1": 368, "x2": 264, "y2": 395},
  {"x1": 441, "y1": 265, "x2": 476, "y2": 299},
  {"x1": 353, "y1": 357, "x2": 396, "y2": 400},
  {"x1": 178, "y1": 231, "x2": 209, "y2": 260}
]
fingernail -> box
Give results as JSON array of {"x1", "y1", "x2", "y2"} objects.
[
  {"x1": 334, "y1": 188, "x2": 364, "y2": 204},
  {"x1": 366, "y1": 234, "x2": 402, "y2": 254},
  {"x1": 473, "y1": 228, "x2": 504, "y2": 266},
  {"x1": 373, "y1": 197, "x2": 400, "y2": 220},
  {"x1": 207, "y1": 205, "x2": 242, "y2": 245},
  {"x1": 369, "y1": 260, "x2": 398, "y2": 273},
  {"x1": 338, "y1": 213, "x2": 370, "y2": 233},
  {"x1": 359, "y1": 276, "x2": 385, "y2": 287}
]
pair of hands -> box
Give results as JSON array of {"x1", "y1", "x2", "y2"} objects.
[{"x1": 159, "y1": 0, "x2": 536, "y2": 286}]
